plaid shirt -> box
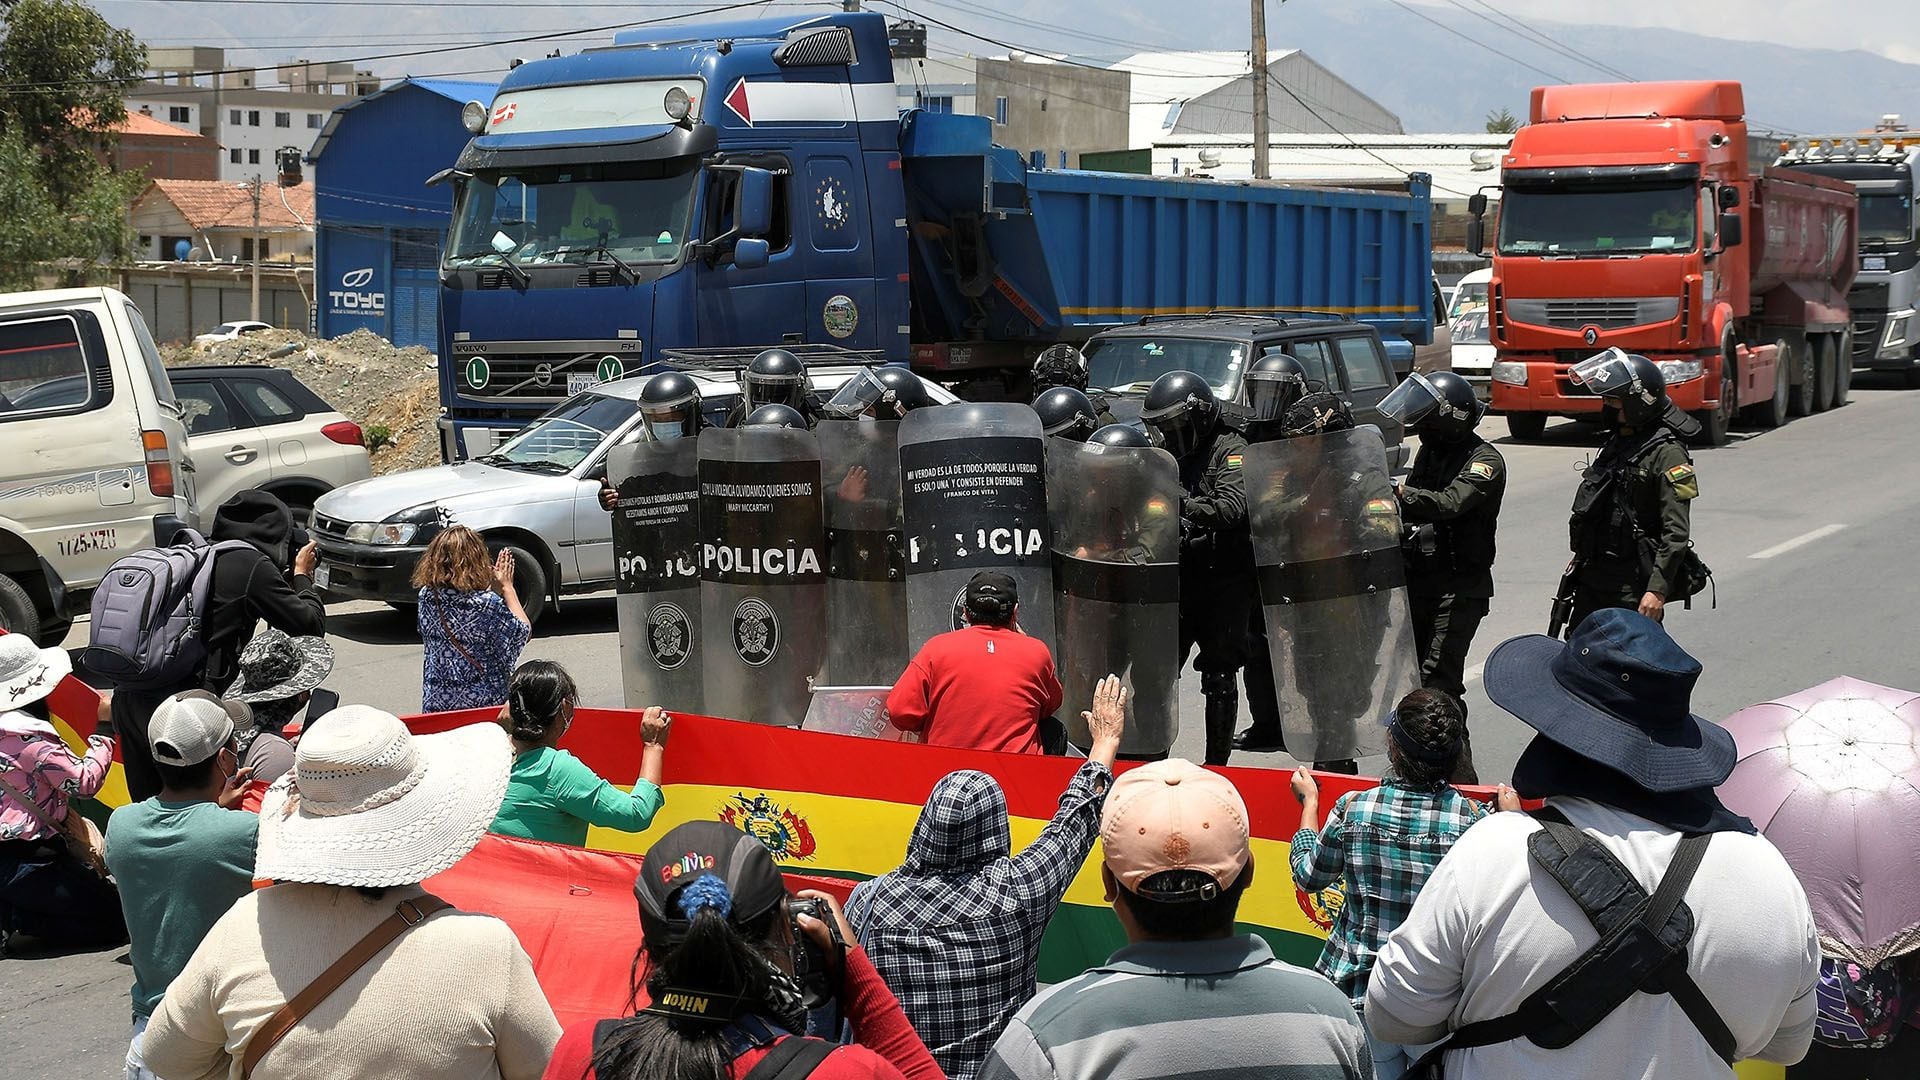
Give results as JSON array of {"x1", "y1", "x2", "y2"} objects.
[
  {"x1": 845, "y1": 760, "x2": 1112, "y2": 1080},
  {"x1": 1290, "y1": 777, "x2": 1488, "y2": 1008}
]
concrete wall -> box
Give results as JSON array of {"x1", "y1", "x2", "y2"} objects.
[
  {"x1": 118, "y1": 268, "x2": 311, "y2": 344},
  {"x1": 973, "y1": 59, "x2": 1129, "y2": 168}
]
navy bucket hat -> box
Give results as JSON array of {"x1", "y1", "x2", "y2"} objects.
[{"x1": 1484, "y1": 609, "x2": 1735, "y2": 793}]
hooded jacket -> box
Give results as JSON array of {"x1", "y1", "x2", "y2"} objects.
[
  {"x1": 202, "y1": 491, "x2": 327, "y2": 691},
  {"x1": 845, "y1": 762, "x2": 1111, "y2": 1080}
]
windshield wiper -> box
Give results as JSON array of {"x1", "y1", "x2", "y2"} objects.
[
  {"x1": 476, "y1": 250, "x2": 530, "y2": 287},
  {"x1": 551, "y1": 243, "x2": 639, "y2": 284}
]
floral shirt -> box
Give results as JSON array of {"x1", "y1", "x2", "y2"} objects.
[
  {"x1": 0, "y1": 726, "x2": 112, "y2": 843},
  {"x1": 417, "y1": 587, "x2": 531, "y2": 713}
]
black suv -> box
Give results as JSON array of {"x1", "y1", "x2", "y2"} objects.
[{"x1": 1081, "y1": 313, "x2": 1408, "y2": 469}]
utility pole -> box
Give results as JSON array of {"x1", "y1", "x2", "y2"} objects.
[
  {"x1": 1250, "y1": 0, "x2": 1270, "y2": 180},
  {"x1": 249, "y1": 174, "x2": 262, "y2": 322}
]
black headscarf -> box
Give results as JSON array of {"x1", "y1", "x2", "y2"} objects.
[{"x1": 1513, "y1": 735, "x2": 1756, "y2": 835}]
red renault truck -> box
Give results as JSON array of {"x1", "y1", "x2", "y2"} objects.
[{"x1": 1465, "y1": 81, "x2": 1858, "y2": 444}]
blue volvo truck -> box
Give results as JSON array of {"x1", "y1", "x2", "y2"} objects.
[{"x1": 434, "y1": 10, "x2": 1434, "y2": 459}]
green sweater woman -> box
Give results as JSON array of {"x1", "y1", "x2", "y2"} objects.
[{"x1": 488, "y1": 660, "x2": 668, "y2": 846}]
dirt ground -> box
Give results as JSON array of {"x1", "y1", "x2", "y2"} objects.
[{"x1": 163, "y1": 329, "x2": 441, "y2": 474}]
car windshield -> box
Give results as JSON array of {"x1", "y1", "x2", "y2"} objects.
[
  {"x1": 212, "y1": 323, "x2": 240, "y2": 334},
  {"x1": 1859, "y1": 193, "x2": 1914, "y2": 245},
  {"x1": 1084, "y1": 336, "x2": 1246, "y2": 395},
  {"x1": 482, "y1": 392, "x2": 637, "y2": 471},
  {"x1": 1498, "y1": 182, "x2": 1697, "y2": 256},
  {"x1": 1449, "y1": 282, "x2": 1488, "y2": 319},
  {"x1": 446, "y1": 161, "x2": 698, "y2": 268},
  {"x1": 1450, "y1": 309, "x2": 1490, "y2": 344}
]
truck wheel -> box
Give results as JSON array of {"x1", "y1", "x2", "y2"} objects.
[
  {"x1": 1504, "y1": 412, "x2": 1547, "y2": 441},
  {"x1": 1829, "y1": 335, "x2": 1852, "y2": 408},
  {"x1": 1812, "y1": 337, "x2": 1836, "y2": 414},
  {"x1": 1787, "y1": 339, "x2": 1818, "y2": 417},
  {"x1": 0, "y1": 574, "x2": 41, "y2": 643},
  {"x1": 1743, "y1": 340, "x2": 1789, "y2": 429},
  {"x1": 1692, "y1": 363, "x2": 1734, "y2": 448}
]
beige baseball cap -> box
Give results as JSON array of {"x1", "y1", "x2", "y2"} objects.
[{"x1": 1100, "y1": 758, "x2": 1251, "y2": 900}]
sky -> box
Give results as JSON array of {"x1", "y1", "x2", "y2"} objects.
[{"x1": 1412, "y1": 0, "x2": 1920, "y2": 64}]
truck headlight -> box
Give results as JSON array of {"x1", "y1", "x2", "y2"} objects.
[
  {"x1": 1491, "y1": 361, "x2": 1528, "y2": 386},
  {"x1": 1658, "y1": 360, "x2": 1705, "y2": 384},
  {"x1": 1882, "y1": 310, "x2": 1914, "y2": 351}
]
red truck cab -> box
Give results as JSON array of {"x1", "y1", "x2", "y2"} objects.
[{"x1": 1470, "y1": 81, "x2": 1857, "y2": 444}]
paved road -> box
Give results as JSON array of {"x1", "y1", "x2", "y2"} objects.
[{"x1": 9, "y1": 375, "x2": 1920, "y2": 1078}]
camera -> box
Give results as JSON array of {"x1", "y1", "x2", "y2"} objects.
[{"x1": 788, "y1": 897, "x2": 845, "y2": 1008}]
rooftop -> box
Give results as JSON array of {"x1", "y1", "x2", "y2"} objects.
[
  {"x1": 142, "y1": 178, "x2": 316, "y2": 231},
  {"x1": 118, "y1": 111, "x2": 211, "y2": 141}
]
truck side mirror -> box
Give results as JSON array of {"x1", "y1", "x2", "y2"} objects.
[
  {"x1": 1718, "y1": 186, "x2": 1740, "y2": 210},
  {"x1": 1719, "y1": 211, "x2": 1743, "y2": 248},
  {"x1": 734, "y1": 237, "x2": 770, "y2": 270},
  {"x1": 1468, "y1": 192, "x2": 1488, "y2": 216},
  {"x1": 735, "y1": 167, "x2": 774, "y2": 238},
  {"x1": 1466, "y1": 216, "x2": 1487, "y2": 258}
]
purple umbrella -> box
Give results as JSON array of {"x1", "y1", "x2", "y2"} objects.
[{"x1": 1718, "y1": 676, "x2": 1920, "y2": 967}]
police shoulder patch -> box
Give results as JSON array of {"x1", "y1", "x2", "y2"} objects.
[
  {"x1": 1468, "y1": 461, "x2": 1497, "y2": 480},
  {"x1": 1665, "y1": 463, "x2": 1695, "y2": 484},
  {"x1": 1225, "y1": 453, "x2": 1243, "y2": 469}
]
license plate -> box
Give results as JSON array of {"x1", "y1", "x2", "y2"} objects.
[
  {"x1": 567, "y1": 373, "x2": 598, "y2": 396},
  {"x1": 1864, "y1": 256, "x2": 1887, "y2": 271},
  {"x1": 314, "y1": 563, "x2": 331, "y2": 590}
]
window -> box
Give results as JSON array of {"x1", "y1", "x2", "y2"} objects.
[
  {"x1": 699, "y1": 164, "x2": 795, "y2": 256},
  {"x1": 231, "y1": 378, "x2": 303, "y2": 423},
  {"x1": 247, "y1": 110, "x2": 260, "y2": 127},
  {"x1": 916, "y1": 93, "x2": 952, "y2": 114},
  {"x1": 274, "y1": 111, "x2": 290, "y2": 128},
  {"x1": 229, "y1": 109, "x2": 242, "y2": 125},
  {"x1": 1333, "y1": 335, "x2": 1392, "y2": 391},
  {"x1": 1266, "y1": 339, "x2": 1334, "y2": 391},
  {"x1": 994, "y1": 96, "x2": 1009, "y2": 125},
  {"x1": 240, "y1": 238, "x2": 272, "y2": 261},
  {"x1": 229, "y1": 148, "x2": 242, "y2": 164},
  {"x1": 172, "y1": 381, "x2": 236, "y2": 436},
  {"x1": 159, "y1": 235, "x2": 192, "y2": 260},
  {"x1": 0, "y1": 314, "x2": 95, "y2": 418},
  {"x1": 307, "y1": 112, "x2": 324, "y2": 129},
  {"x1": 122, "y1": 304, "x2": 173, "y2": 407},
  {"x1": 168, "y1": 106, "x2": 191, "y2": 124},
  {"x1": 248, "y1": 149, "x2": 261, "y2": 164}
]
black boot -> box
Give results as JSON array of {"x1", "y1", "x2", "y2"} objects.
[{"x1": 1202, "y1": 673, "x2": 1238, "y2": 767}]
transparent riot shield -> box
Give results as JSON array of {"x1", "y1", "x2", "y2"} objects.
[
  {"x1": 1047, "y1": 438, "x2": 1182, "y2": 756},
  {"x1": 899, "y1": 403, "x2": 1055, "y2": 653},
  {"x1": 1246, "y1": 426, "x2": 1415, "y2": 762},
  {"x1": 696, "y1": 427, "x2": 828, "y2": 726},
  {"x1": 817, "y1": 418, "x2": 907, "y2": 685},
  {"x1": 609, "y1": 440, "x2": 704, "y2": 711}
]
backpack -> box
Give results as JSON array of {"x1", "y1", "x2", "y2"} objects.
[{"x1": 83, "y1": 529, "x2": 258, "y2": 689}]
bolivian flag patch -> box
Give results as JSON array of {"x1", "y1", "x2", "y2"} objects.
[
  {"x1": 1665, "y1": 463, "x2": 1699, "y2": 500},
  {"x1": 1469, "y1": 461, "x2": 1497, "y2": 480},
  {"x1": 1225, "y1": 453, "x2": 1243, "y2": 469}
]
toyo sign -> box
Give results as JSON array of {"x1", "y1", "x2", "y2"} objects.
[{"x1": 327, "y1": 265, "x2": 386, "y2": 315}]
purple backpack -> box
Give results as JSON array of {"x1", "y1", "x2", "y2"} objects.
[{"x1": 83, "y1": 529, "x2": 256, "y2": 689}]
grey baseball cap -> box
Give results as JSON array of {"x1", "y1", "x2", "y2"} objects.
[{"x1": 149, "y1": 691, "x2": 245, "y2": 767}]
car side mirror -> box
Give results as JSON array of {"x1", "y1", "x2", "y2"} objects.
[
  {"x1": 735, "y1": 167, "x2": 774, "y2": 238},
  {"x1": 1719, "y1": 211, "x2": 1743, "y2": 248},
  {"x1": 734, "y1": 237, "x2": 770, "y2": 270},
  {"x1": 584, "y1": 463, "x2": 607, "y2": 481}
]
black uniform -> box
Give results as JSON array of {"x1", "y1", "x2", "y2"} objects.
[
  {"x1": 1174, "y1": 425, "x2": 1253, "y2": 766},
  {"x1": 1239, "y1": 423, "x2": 1285, "y2": 752},
  {"x1": 1398, "y1": 434, "x2": 1505, "y2": 702},
  {"x1": 1568, "y1": 423, "x2": 1698, "y2": 631}
]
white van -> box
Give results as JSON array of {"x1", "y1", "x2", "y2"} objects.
[{"x1": 0, "y1": 288, "x2": 198, "y2": 644}]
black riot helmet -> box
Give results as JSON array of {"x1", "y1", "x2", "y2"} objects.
[
  {"x1": 743, "y1": 348, "x2": 808, "y2": 413},
  {"x1": 742, "y1": 403, "x2": 808, "y2": 429},
  {"x1": 824, "y1": 366, "x2": 932, "y2": 420},
  {"x1": 1139, "y1": 370, "x2": 1219, "y2": 459},
  {"x1": 638, "y1": 371, "x2": 703, "y2": 442},
  {"x1": 1034, "y1": 386, "x2": 1099, "y2": 441},
  {"x1": 1087, "y1": 423, "x2": 1153, "y2": 449},
  {"x1": 1380, "y1": 370, "x2": 1484, "y2": 442},
  {"x1": 1245, "y1": 353, "x2": 1309, "y2": 425},
  {"x1": 1030, "y1": 343, "x2": 1089, "y2": 394},
  {"x1": 1569, "y1": 348, "x2": 1668, "y2": 427},
  {"x1": 1280, "y1": 391, "x2": 1355, "y2": 439}
]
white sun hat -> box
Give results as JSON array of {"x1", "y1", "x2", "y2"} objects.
[
  {"x1": 0, "y1": 633, "x2": 71, "y2": 713},
  {"x1": 255, "y1": 705, "x2": 510, "y2": 888}
]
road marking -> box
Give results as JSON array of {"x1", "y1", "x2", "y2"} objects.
[
  {"x1": 1463, "y1": 662, "x2": 1485, "y2": 685},
  {"x1": 1749, "y1": 524, "x2": 1847, "y2": 560}
]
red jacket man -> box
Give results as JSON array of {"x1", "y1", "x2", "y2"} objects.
[{"x1": 887, "y1": 572, "x2": 1063, "y2": 755}]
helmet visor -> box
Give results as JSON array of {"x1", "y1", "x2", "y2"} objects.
[
  {"x1": 744, "y1": 371, "x2": 805, "y2": 412},
  {"x1": 1245, "y1": 369, "x2": 1306, "y2": 422},
  {"x1": 1567, "y1": 348, "x2": 1637, "y2": 398},
  {"x1": 1379, "y1": 372, "x2": 1445, "y2": 428},
  {"x1": 823, "y1": 369, "x2": 889, "y2": 419}
]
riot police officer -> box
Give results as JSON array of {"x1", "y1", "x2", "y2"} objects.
[
  {"x1": 822, "y1": 365, "x2": 934, "y2": 421},
  {"x1": 1234, "y1": 353, "x2": 1310, "y2": 754},
  {"x1": 1141, "y1": 370, "x2": 1250, "y2": 767},
  {"x1": 1034, "y1": 386, "x2": 1100, "y2": 441},
  {"x1": 726, "y1": 348, "x2": 822, "y2": 427},
  {"x1": 1031, "y1": 343, "x2": 1118, "y2": 425},
  {"x1": 1088, "y1": 423, "x2": 1151, "y2": 448},
  {"x1": 1563, "y1": 348, "x2": 1702, "y2": 632},
  {"x1": 600, "y1": 371, "x2": 705, "y2": 511},
  {"x1": 1382, "y1": 370, "x2": 1504, "y2": 781}
]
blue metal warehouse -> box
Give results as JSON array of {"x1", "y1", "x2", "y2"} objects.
[{"x1": 309, "y1": 77, "x2": 495, "y2": 351}]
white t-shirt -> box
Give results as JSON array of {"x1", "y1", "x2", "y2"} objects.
[{"x1": 1365, "y1": 797, "x2": 1819, "y2": 1079}]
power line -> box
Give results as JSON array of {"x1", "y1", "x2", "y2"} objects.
[
  {"x1": 1382, "y1": 0, "x2": 1574, "y2": 85},
  {"x1": 1450, "y1": 0, "x2": 1637, "y2": 83}
]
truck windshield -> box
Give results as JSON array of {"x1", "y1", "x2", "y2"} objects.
[
  {"x1": 479, "y1": 392, "x2": 637, "y2": 471},
  {"x1": 1084, "y1": 337, "x2": 1246, "y2": 395},
  {"x1": 1498, "y1": 183, "x2": 1697, "y2": 256},
  {"x1": 446, "y1": 162, "x2": 698, "y2": 268},
  {"x1": 1859, "y1": 193, "x2": 1914, "y2": 245}
]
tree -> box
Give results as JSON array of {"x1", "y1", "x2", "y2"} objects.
[
  {"x1": 0, "y1": 0, "x2": 146, "y2": 286},
  {"x1": 1485, "y1": 107, "x2": 1520, "y2": 135}
]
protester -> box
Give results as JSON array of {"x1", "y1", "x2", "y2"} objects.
[
  {"x1": 109, "y1": 490, "x2": 325, "y2": 801},
  {"x1": 1790, "y1": 953, "x2": 1920, "y2": 1078},
  {"x1": 541, "y1": 820, "x2": 945, "y2": 1080},
  {"x1": 1365, "y1": 610, "x2": 1821, "y2": 1077},
  {"x1": 0, "y1": 635, "x2": 125, "y2": 951},
  {"x1": 1288, "y1": 688, "x2": 1517, "y2": 1078},
  {"x1": 142, "y1": 706, "x2": 560, "y2": 1080},
  {"x1": 416, "y1": 524, "x2": 533, "y2": 712},
  {"x1": 887, "y1": 571, "x2": 1063, "y2": 754},
  {"x1": 848, "y1": 676, "x2": 1129, "y2": 1080},
  {"x1": 489, "y1": 660, "x2": 669, "y2": 846},
  {"x1": 104, "y1": 692, "x2": 257, "y2": 1080},
  {"x1": 979, "y1": 759, "x2": 1372, "y2": 1080},
  {"x1": 225, "y1": 628, "x2": 336, "y2": 781}
]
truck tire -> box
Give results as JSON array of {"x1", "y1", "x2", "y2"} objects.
[
  {"x1": 1829, "y1": 334, "x2": 1852, "y2": 409},
  {"x1": 1505, "y1": 412, "x2": 1548, "y2": 441},
  {"x1": 0, "y1": 574, "x2": 41, "y2": 643},
  {"x1": 492, "y1": 543, "x2": 547, "y2": 625},
  {"x1": 1787, "y1": 338, "x2": 1818, "y2": 417},
  {"x1": 1691, "y1": 356, "x2": 1734, "y2": 448},
  {"x1": 1812, "y1": 337, "x2": 1836, "y2": 414},
  {"x1": 1742, "y1": 340, "x2": 1789, "y2": 429}
]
